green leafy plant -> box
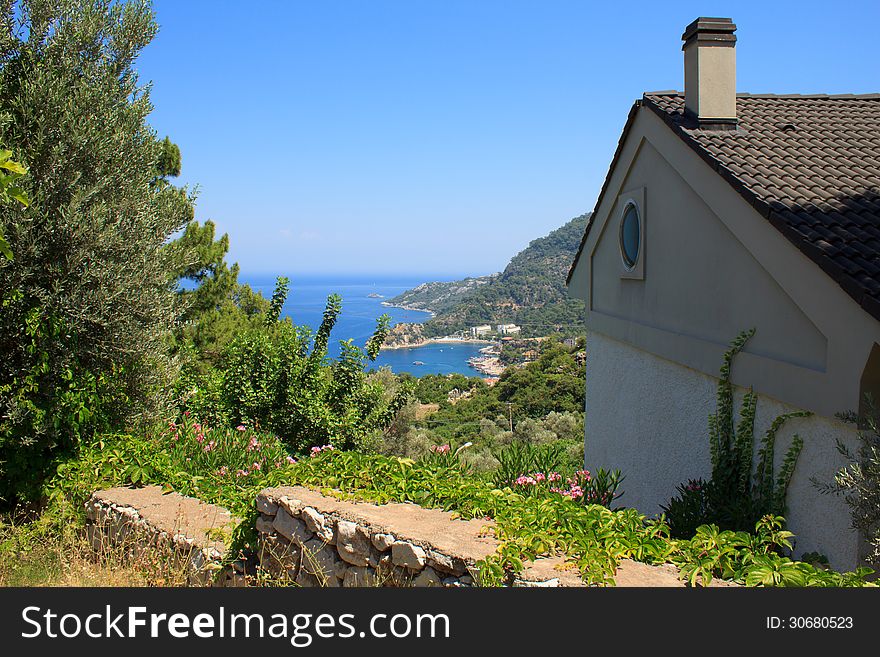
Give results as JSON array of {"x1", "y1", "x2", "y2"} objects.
[
  {"x1": 492, "y1": 441, "x2": 566, "y2": 489},
  {"x1": 663, "y1": 329, "x2": 809, "y2": 537},
  {"x1": 0, "y1": 147, "x2": 29, "y2": 260},
  {"x1": 814, "y1": 404, "x2": 880, "y2": 567},
  {"x1": 179, "y1": 277, "x2": 409, "y2": 453}
]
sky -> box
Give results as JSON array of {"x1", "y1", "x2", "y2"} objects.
[{"x1": 138, "y1": 1, "x2": 880, "y2": 279}]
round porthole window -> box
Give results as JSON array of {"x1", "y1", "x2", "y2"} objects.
[{"x1": 619, "y1": 203, "x2": 640, "y2": 269}]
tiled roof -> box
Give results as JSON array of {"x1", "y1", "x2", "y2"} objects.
[{"x1": 570, "y1": 92, "x2": 880, "y2": 322}]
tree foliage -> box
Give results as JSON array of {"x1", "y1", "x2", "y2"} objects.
[
  {"x1": 0, "y1": 0, "x2": 188, "y2": 503},
  {"x1": 165, "y1": 219, "x2": 269, "y2": 364}
]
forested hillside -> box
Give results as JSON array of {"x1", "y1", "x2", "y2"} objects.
[
  {"x1": 383, "y1": 275, "x2": 498, "y2": 314},
  {"x1": 388, "y1": 214, "x2": 590, "y2": 337}
]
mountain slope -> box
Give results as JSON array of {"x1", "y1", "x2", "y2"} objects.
[
  {"x1": 383, "y1": 274, "x2": 498, "y2": 315},
  {"x1": 388, "y1": 214, "x2": 589, "y2": 338}
]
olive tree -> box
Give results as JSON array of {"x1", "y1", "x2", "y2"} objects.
[{"x1": 0, "y1": 0, "x2": 189, "y2": 503}]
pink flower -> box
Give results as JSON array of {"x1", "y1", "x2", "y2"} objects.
[
  {"x1": 251, "y1": 461, "x2": 261, "y2": 471},
  {"x1": 203, "y1": 440, "x2": 216, "y2": 453},
  {"x1": 286, "y1": 455, "x2": 296, "y2": 465},
  {"x1": 310, "y1": 444, "x2": 334, "y2": 456},
  {"x1": 218, "y1": 466, "x2": 228, "y2": 476},
  {"x1": 236, "y1": 425, "x2": 246, "y2": 431},
  {"x1": 430, "y1": 444, "x2": 451, "y2": 455},
  {"x1": 247, "y1": 436, "x2": 260, "y2": 452}
]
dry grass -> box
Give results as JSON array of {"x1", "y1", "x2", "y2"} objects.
[{"x1": 0, "y1": 505, "x2": 200, "y2": 587}]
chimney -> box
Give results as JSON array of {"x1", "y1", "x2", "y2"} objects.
[{"x1": 682, "y1": 17, "x2": 737, "y2": 128}]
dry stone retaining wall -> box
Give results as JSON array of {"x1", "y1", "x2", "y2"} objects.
[{"x1": 86, "y1": 485, "x2": 641, "y2": 587}]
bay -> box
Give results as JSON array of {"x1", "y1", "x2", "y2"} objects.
[{"x1": 243, "y1": 275, "x2": 485, "y2": 377}]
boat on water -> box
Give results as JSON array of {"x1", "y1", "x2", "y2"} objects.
[
  {"x1": 412, "y1": 361, "x2": 425, "y2": 366},
  {"x1": 367, "y1": 293, "x2": 384, "y2": 298}
]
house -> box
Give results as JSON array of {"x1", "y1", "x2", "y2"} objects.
[
  {"x1": 470, "y1": 325, "x2": 492, "y2": 337},
  {"x1": 522, "y1": 349, "x2": 540, "y2": 362},
  {"x1": 496, "y1": 323, "x2": 522, "y2": 336},
  {"x1": 567, "y1": 17, "x2": 880, "y2": 570}
]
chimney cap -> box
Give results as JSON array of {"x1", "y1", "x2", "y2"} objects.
[{"x1": 682, "y1": 17, "x2": 737, "y2": 48}]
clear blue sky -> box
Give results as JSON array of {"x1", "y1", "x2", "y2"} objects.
[{"x1": 138, "y1": 1, "x2": 880, "y2": 279}]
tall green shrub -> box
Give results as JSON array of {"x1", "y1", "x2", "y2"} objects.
[
  {"x1": 0, "y1": 0, "x2": 189, "y2": 504},
  {"x1": 179, "y1": 278, "x2": 412, "y2": 453}
]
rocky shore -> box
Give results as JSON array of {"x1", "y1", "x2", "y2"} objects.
[
  {"x1": 380, "y1": 301, "x2": 436, "y2": 317},
  {"x1": 381, "y1": 321, "x2": 492, "y2": 351}
]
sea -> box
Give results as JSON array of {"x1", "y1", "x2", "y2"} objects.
[{"x1": 243, "y1": 275, "x2": 486, "y2": 377}]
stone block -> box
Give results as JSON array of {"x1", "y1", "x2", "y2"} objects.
[
  {"x1": 371, "y1": 532, "x2": 396, "y2": 552},
  {"x1": 336, "y1": 520, "x2": 371, "y2": 566},
  {"x1": 273, "y1": 508, "x2": 311, "y2": 546},
  {"x1": 391, "y1": 542, "x2": 427, "y2": 570}
]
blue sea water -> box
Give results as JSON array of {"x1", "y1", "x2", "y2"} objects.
[{"x1": 243, "y1": 275, "x2": 485, "y2": 377}]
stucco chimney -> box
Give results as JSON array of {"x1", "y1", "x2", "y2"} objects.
[{"x1": 682, "y1": 17, "x2": 737, "y2": 128}]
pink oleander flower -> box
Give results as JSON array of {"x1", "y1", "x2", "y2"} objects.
[
  {"x1": 247, "y1": 436, "x2": 260, "y2": 452},
  {"x1": 515, "y1": 475, "x2": 537, "y2": 486},
  {"x1": 195, "y1": 433, "x2": 205, "y2": 444},
  {"x1": 548, "y1": 472, "x2": 562, "y2": 482},
  {"x1": 236, "y1": 424, "x2": 246, "y2": 431},
  {"x1": 203, "y1": 440, "x2": 216, "y2": 453},
  {"x1": 286, "y1": 455, "x2": 297, "y2": 465},
  {"x1": 430, "y1": 444, "x2": 451, "y2": 455},
  {"x1": 251, "y1": 461, "x2": 261, "y2": 471},
  {"x1": 218, "y1": 466, "x2": 228, "y2": 476},
  {"x1": 534, "y1": 472, "x2": 546, "y2": 482},
  {"x1": 310, "y1": 444, "x2": 334, "y2": 456}
]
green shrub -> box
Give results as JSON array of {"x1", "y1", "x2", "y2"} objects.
[
  {"x1": 178, "y1": 278, "x2": 412, "y2": 454},
  {"x1": 663, "y1": 329, "x2": 809, "y2": 538},
  {"x1": 814, "y1": 405, "x2": 880, "y2": 567}
]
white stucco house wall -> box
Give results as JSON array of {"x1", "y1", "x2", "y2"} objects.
[{"x1": 567, "y1": 17, "x2": 880, "y2": 570}]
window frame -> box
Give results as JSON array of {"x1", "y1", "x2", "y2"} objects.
[{"x1": 617, "y1": 187, "x2": 646, "y2": 280}]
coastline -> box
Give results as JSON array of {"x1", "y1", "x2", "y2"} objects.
[
  {"x1": 380, "y1": 336, "x2": 495, "y2": 351},
  {"x1": 380, "y1": 301, "x2": 436, "y2": 318}
]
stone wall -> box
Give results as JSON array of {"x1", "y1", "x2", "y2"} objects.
[
  {"x1": 85, "y1": 486, "x2": 248, "y2": 586},
  {"x1": 254, "y1": 486, "x2": 500, "y2": 587},
  {"x1": 86, "y1": 484, "x2": 712, "y2": 587}
]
